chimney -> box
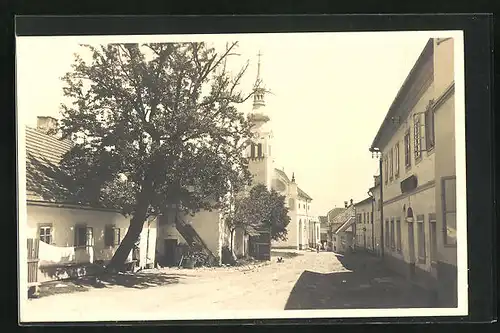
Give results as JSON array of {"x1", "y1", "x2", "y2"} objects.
[
  {"x1": 350, "y1": 199, "x2": 353, "y2": 206},
  {"x1": 37, "y1": 116, "x2": 59, "y2": 135},
  {"x1": 344, "y1": 201, "x2": 348, "y2": 208}
]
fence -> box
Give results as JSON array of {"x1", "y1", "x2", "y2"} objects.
[{"x1": 27, "y1": 238, "x2": 39, "y2": 286}]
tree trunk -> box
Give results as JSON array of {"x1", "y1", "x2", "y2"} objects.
[
  {"x1": 230, "y1": 228, "x2": 235, "y2": 256},
  {"x1": 105, "y1": 179, "x2": 153, "y2": 271}
]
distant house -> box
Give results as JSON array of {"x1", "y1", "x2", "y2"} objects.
[
  {"x1": 354, "y1": 196, "x2": 375, "y2": 252},
  {"x1": 330, "y1": 205, "x2": 356, "y2": 254},
  {"x1": 24, "y1": 117, "x2": 157, "y2": 285},
  {"x1": 325, "y1": 206, "x2": 347, "y2": 251},
  {"x1": 319, "y1": 216, "x2": 328, "y2": 244}
]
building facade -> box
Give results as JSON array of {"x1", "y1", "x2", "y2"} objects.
[
  {"x1": 25, "y1": 120, "x2": 157, "y2": 285},
  {"x1": 354, "y1": 197, "x2": 375, "y2": 252},
  {"x1": 369, "y1": 38, "x2": 457, "y2": 307}
]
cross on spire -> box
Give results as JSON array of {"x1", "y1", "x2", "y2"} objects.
[{"x1": 257, "y1": 50, "x2": 263, "y2": 80}]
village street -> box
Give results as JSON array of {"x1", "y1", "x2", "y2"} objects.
[{"x1": 22, "y1": 250, "x2": 436, "y2": 322}]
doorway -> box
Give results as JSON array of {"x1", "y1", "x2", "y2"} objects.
[{"x1": 164, "y1": 239, "x2": 178, "y2": 267}]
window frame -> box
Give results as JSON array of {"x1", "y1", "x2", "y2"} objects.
[
  {"x1": 389, "y1": 148, "x2": 394, "y2": 180},
  {"x1": 394, "y1": 142, "x2": 400, "y2": 178},
  {"x1": 416, "y1": 214, "x2": 426, "y2": 263},
  {"x1": 396, "y1": 218, "x2": 402, "y2": 252},
  {"x1": 38, "y1": 223, "x2": 53, "y2": 245},
  {"x1": 390, "y1": 218, "x2": 395, "y2": 250},
  {"x1": 429, "y1": 213, "x2": 438, "y2": 264},
  {"x1": 425, "y1": 104, "x2": 436, "y2": 152},
  {"x1": 74, "y1": 224, "x2": 94, "y2": 248},
  {"x1": 404, "y1": 129, "x2": 412, "y2": 169},
  {"x1": 413, "y1": 114, "x2": 423, "y2": 161}
]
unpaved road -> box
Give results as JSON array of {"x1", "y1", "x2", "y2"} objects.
[{"x1": 21, "y1": 250, "x2": 434, "y2": 322}]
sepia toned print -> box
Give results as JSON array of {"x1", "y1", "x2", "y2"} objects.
[{"x1": 17, "y1": 31, "x2": 467, "y2": 322}]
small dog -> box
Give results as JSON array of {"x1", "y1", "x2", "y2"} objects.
[{"x1": 277, "y1": 257, "x2": 284, "y2": 263}]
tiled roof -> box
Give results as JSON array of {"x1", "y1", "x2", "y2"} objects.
[
  {"x1": 327, "y1": 207, "x2": 346, "y2": 223},
  {"x1": 25, "y1": 126, "x2": 74, "y2": 202},
  {"x1": 334, "y1": 216, "x2": 355, "y2": 234},
  {"x1": 274, "y1": 168, "x2": 290, "y2": 183},
  {"x1": 297, "y1": 187, "x2": 312, "y2": 201},
  {"x1": 354, "y1": 197, "x2": 373, "y2": 207},
  {"x1": 274, "y1": 168, "x2": 312, "y2": 200},
  {"x1": 330, "y1": 206, "x2": 356, "y2": 232}
]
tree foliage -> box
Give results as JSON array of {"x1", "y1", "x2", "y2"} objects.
[
  {"x1": 225, "y1": 184, "x2": 291, "y2": 245},
  {"x1": 58, "y1": 42, "x2": 254, "y2": 268}
]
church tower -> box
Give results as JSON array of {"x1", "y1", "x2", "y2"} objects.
[{"x1": 247, "y1": 51, "x2": 274, "y2": 190}]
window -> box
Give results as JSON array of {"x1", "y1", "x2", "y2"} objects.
[
  {"x1": 389, "y1": 148, "x2": 394, "y2": 179},
  {"x1": 371, "y1": 212, "x2": 373, "y2": 224},
  {"x1": 417, "y1": 215, "x2": 426, "y2": 262},
  {"x1": 396, "y1": 218, "x2": 402, "y2": 252},
  {"x1": 105, "y1": 225, "x2": 121, "y2": 247},
  {"x1": 390, "y1": 218, "x2": 395, "y2": 249},
  {"x1": 395, "y1": 142, "x2": 400, "y2": 177},
  {"x1": 429, "y1": 213, "x2": 437, "y2": 263},
  {"x1": 425, "y1": 105, "x2": 435, "y2": 150},
  {"x1": 250, "y1": 144, "x2": 256, "y2": 158},
  {"x1": 75, "y1": 225, "x2": 93, "y2": 248},
  {"x1": 404, "y1": 129, "x2": 411, "y2": 168},
  {"x1": 363, "y1": 213, "x2": 366, "y2": 224},
  {"x1": 384, "y1": 155, "x2": 388, "y2": 184},
  {"x1": 385, "y1": 219, "x2": 390, "y2": 247},
  {"x1": 442, "y1": 177, "x2": 457, "y2": 246},
  {"x1": 413, "y1": 114, "x2": 422, "y2": 160},
  {"x1": 39, "y1": 225, "x2": 53, "y2": 244},
  {"x1": 257, "y1": 143, "x2": 263, "y2": 158}
]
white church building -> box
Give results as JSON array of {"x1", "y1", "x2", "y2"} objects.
[{"x1": 155, "y1": 54, "x2": 319, "y2": 265}]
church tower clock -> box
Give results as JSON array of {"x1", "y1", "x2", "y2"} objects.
[{"x1": 247, "y1": 51, "x2": 274, "y2": 190}]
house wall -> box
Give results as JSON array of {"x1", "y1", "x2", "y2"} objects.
[
  {"x1": 138, "y1": 218, "x2": 157, "y2": 269},
  {"x1": 272, "y1": 189, "x2": 298, "y2": 249},
  {"x1": 372, "y1": 185, "x2": 382, "y2": 256},
  {"x1": 354, "y1": 200, "x2": 374, "y2": 252},
  {"x1": 433, "y1": 38, "x2": 457, "y2": 307},
  {"x1": 27, "y1": 203, "x2": 133, "y2": 282},
  {"x1": 380, "y1": 74, "x2": 437, "y2": 291},
  {"x1": 155, "y1": 208, "x2": 222, "y2": 264}
]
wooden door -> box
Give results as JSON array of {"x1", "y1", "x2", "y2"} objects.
[{"x1": 164, "y1": 239, "x2": 177, "y2": 267}]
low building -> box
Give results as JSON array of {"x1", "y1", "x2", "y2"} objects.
[
  {"x1": 369, "y1": 38, "x2": 457, "y2": 306},
  {"x1": 330, "y1": 204, "x2": 356, "y2": 253},
  {"x1": 369, "y1": 175, "x2": 383, "y2": 256},
  {"x1": 25, "y1": 117, "x2": 157, "y2": 284},
  {"x1": 354, "y1": 196, "x2": 375, "y2": 252},
  {"x1": 319, "y1": 216, "x2": 328, "y2": 246}
]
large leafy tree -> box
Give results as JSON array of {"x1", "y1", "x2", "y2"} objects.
[
  {"x1": 59, "y1": 42, "x2": 253, "y2": 269},
  {"x1": 224, "y1": 184, "x2": 291, "y2": 253}
]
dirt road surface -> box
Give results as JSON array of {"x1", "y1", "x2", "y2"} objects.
[{"x1": 21, "y1": 250, "x2": 435, "y2": 322}]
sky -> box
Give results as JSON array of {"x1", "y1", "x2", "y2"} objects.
[{"x1": 17, "y1": 32, "x2": 435, "y2": 217}]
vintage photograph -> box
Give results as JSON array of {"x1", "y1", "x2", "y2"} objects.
[{"x1": 17, "y1": 31, "x2": 466, "y2": 322}]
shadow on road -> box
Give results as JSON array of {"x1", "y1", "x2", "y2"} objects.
[
  {"x1": 284, "y1": 252, "x2": 435, "y2": 310},
  {"x1": 271, "y1": 251, "x2": 303, "y2": 259},
  {"x1": 38, "y1": 272, "x2": 185, "y2": 298}
]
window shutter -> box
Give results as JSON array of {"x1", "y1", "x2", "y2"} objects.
[
  {"x1": 250, "y1": 144, "x2": 256, "y2": 158},
  {"x1": 257, "y1": 143, "x2": 262, "y2": 158}
]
